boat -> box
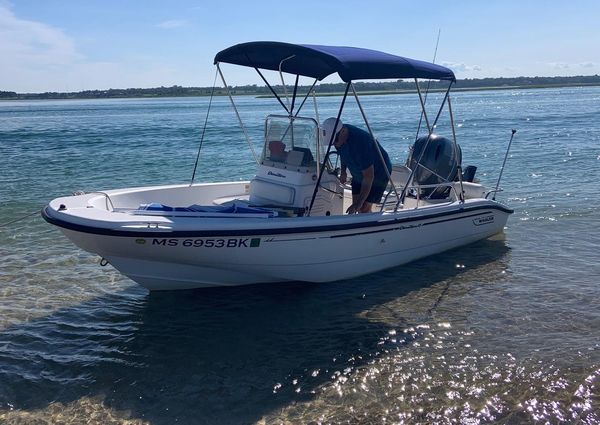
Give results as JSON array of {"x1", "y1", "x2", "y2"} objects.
[{"x1": 42, "y1": 41, "x2": 513, "y2": 291}]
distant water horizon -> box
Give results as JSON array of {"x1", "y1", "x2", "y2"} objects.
[
  {"x1": 2, "y1": 74, "x2": 600, "y2": 100},
  {"x1": 1, "y1": 86, "x2": 599, "y2": 424}
]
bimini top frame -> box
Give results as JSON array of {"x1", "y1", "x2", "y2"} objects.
[{"x1": 212, "y1": 41, "x2": 462, "y2": 215}]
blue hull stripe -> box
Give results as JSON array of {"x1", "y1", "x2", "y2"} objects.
[{"x1": 41, "y1": 204, "x2": 513, "y2": 239}]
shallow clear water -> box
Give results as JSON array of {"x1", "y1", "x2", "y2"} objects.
[{"x1": 0, "y1": 87, "x2": 599, "y2": 424}]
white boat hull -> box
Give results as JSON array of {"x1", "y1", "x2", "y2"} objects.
[{"x1": 43, "y1": 186, "x2": 511, "y2": 290}]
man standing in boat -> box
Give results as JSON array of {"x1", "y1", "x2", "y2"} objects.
[{"x1": 322, "y1": 117, "x2": 392, "y2": 214}]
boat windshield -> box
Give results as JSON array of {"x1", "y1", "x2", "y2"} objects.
[{"x1": 263, "y1": 115, "x2": 319, "y2": 168}]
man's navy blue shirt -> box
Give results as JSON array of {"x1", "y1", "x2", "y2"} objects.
[{"x1": 335, "y1": 124, "x2": 392, "y2": 184}]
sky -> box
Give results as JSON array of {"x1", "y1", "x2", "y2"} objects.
[{"x1": 1, "y1": 0, "x2": 599, "y2": 93}]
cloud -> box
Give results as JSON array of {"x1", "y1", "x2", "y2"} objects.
[
  {"x1": 0, "y1": 5, "x2": 169, "y2": 92},
  {"x1": 579, "y1": 62, "x2": 595, "y2": 68},
  {"x1": 550, "y1": 62, "x2": 570, "y2": 70},
  {"x1": 0, "y1": 5, "x2": 81, "y2": 66},
  {"x1": 156, "y1": 19, "x2": 187, "y2": 29},
  {"x1": 440, "y1": 62, "x2": 482, "y2": 73},
  {"x1": 0, "y1": 4, "x2": 88, "y2": 91},
  {"x1": 0, "y1": 4, "x2": 210, "y2": 92}
]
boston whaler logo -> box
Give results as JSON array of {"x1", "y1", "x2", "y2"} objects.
[
  {"x1": 267, "y1": 171, "x2": 286, "y2": 178},
  {"x1": 473, "y1": 215, "x2": 495, "y2": 226}
]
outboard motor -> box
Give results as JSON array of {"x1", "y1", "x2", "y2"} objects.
[{"x1": 407, "y1": 134, "x2": 462, "y2": 199}]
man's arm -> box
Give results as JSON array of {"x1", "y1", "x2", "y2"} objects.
[
  {"x1": 338, "y1": 149, "x2": 348, "y2": 183},
  {"x1": 347, "y1": 165, "x2": 374, "y2": 214},
  {"x1": 340, "y1": 163, "x2": 348, "y2": 183}
]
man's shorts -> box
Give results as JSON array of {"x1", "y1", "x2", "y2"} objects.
[{"x1": 351, "y1": 179, "x2": 389, "y2": 204}]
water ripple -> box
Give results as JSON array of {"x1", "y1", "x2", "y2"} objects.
[{"x1": 1, "y1": 88, "x2": 600, "y2": 423}]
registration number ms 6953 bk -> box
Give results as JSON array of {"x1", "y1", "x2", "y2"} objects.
[{"x1": 147, "y1": 238, "x2": 261, "y2": 248}]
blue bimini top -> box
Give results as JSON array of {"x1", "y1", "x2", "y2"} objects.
[{"x1": 214, "y1": 41, "x2": 455, "y2": 82}]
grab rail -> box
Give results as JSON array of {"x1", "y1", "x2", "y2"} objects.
[
  {"x1": 380, "y1": 182, "x2": 462, "y2": 210},
  {"x1": 74, "y1": 191, "x2": 115, "y2": 212},
  {"x1": 485, "y1": 188, "x2": 503, "y2": 199}
]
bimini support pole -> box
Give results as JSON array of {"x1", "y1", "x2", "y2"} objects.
[
  {"x1": 350, "y1": 83, "x2": 398, "y2": 209},
  {"x1": 307, "y1": 82, "x2": 351, "y2": 216},
  {"x1": 309, "y1": 83, "x2": 322, "y2": 166},
  {"x1": 190, "y1": 67, "x2": 219, "y2": 186},
  {"x1": 311, "y1": 84, "x2": 320, "y2": 123},
  {"x1": 216, "y1": 63, "x2": 259, "y2": 165},
  {"x1": 255, "y1": 67, "x2": 289, "y2": 114},
  {"x1": 289, "y1": 74, "x2": 300, "y2": 115},
  {"x1": 447, "y1": 94, "x2": 465, "y2": 203},
  {"x1": 398, "y1": 83, "x2": 452, "y2": 209},
  {"x1": 414, "y1": 78, "x2": 432, "y2": 134},
  {"x1": 295, "y1": 79, "x2": 318, "y2": 119}
]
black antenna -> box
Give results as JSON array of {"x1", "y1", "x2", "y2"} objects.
[{"x1": 415, "y1": 29, "x2": 441, "y2": 141}]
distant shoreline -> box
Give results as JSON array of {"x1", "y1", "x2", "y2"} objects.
[
  {"x1": 258, "y1": 82, "x2": 600, "y2": 98},
  {"x1": 2, "y1": 76, "x2": 599, "y2": 101}
]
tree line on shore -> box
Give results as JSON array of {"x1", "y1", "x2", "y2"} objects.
[{"x1": 2, "y1": 75, "x2": 599, "y2": 100}]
